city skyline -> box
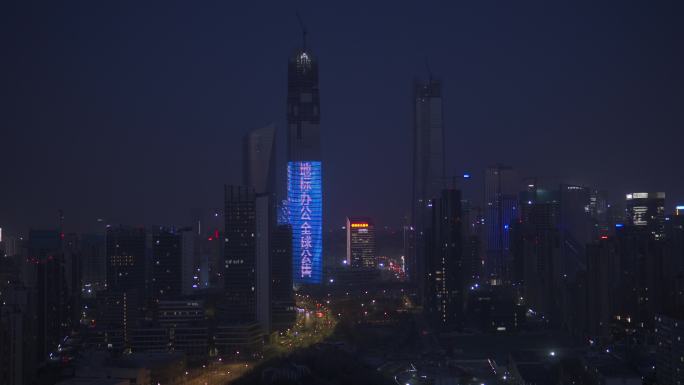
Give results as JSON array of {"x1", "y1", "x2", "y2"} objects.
[
  {"x1": 3, "y1": 3, "x2": 684, "y2": 385},
  {"x1": 3, "y1": 1, "x2": 684, "y2": 234}
]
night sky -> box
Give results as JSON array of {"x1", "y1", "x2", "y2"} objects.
[{"x1": 2, "y1": 1, "x2": 683, "y2": 234}]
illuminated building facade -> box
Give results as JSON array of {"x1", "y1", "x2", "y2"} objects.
[
  {"x1": 287, "y1": 40, "x2": 322, "y2": 285},
  {"x1": 346, "y1": 217, "x2": 376, "y2": 269},
  {"x1": 677, "y1": 205, "x2": 684, "y2": 216},
  {"x1": 287, "y1": 161, "x2": 322, "y2": 284},
  {"x1": 625, "y1": 192, "x2": 666, "y2": 239}
]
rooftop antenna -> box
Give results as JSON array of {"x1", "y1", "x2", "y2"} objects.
[{"x1": 296, "y1": 11, "x2": 308, "y2": 51}]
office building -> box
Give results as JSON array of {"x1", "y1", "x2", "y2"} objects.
[
  {"x1": 585, "y1": 240, "x2": 621, "y2": 338},
  {"x1": 244, "y1": 121, "x2": 281, "y2": 333},
  {"x1": 663, "y1": 215, "x2": 684, "y2": 318},
  {"x1": 190, "y1": 208, "x2": 223, "y2": 290},
  {"x1": 287, "y1": 160, "x2": 322, "y2": 286},
  {"x1": 61, "y1": 232, "x2": 82, "y2": 330},
  {"x1": 243, "y1": 124, "x2": 276, "y2": 195},
  {"x1": 463, "y1": 235, "x2": 482, "y2": 286},
  {"x1": 468, "y1": 285, "x2": 526, "y2": 333},
  {"x1": 402, "y1": 223, "x2": 416, "y2": 282},
  {"x1": 105, "y1": 226, "x2": 148, "y2": 340},
  {"x1": 0, "y1": 284, "x2": 32, "y2": 385},
  {"x1": 614, "y1": 224, "x2": 667, "y2": 326},
  {"x1": 512, "y1": 188, "x2": 563, "y2": 323},
  {"x1": 0, "y1": 229, "x2": 19, "y2": 257},
  {"x1": 213, "y1": 323, "x2": 263, "y2": 358},
  {"x1": 287, "y1": 36, "x2": 323, "y2": 285},
  {"x1": 106, "y1": 226, "x2": 147, "y2": 295},
  {"x1": 589, "y1": 189, "x2": 610, "y2": 238},
  {"x1": 28, "y1": 229, "x2": 69, "y2": 362},
  {"x1": 254, "y1": 194, "x2": 272, "y2": 333},
  {"x1": 271, "y1": 224, "x2": 295, "y2": 332},
  {"x1": 224, "y1": 185, "x2": 257, "y2": 323},
  {"x1": 654, "y1": 314, "x2": 684, "y2": 385},
  {"x1": 425, "y1": 189, "x2": 464, "y2": 330},
  {"x1": 559, "y1": 184, "x2": 592, "y2": 280},
  {"x1": 485, "y1": 164, "x2": 518, "y2": 279},
  {"x1": 625, "y1": 192, "x2": 666, "y2": 239},
  {"x1": 81, "y1": 233, "x2": 106, "y2": 293},
  {"x1": 151, "y1": 227, "x2": 184, "y2": 301},
  {"x1": 411, "y1": 79, "x2": 445, "y2": 226},
  {"x1": 346, "y1": 217, "x2": 376, "y2": 269},
  {"x1": 180, "y1": 229, "x2": 199, "y2": 295},
  {"x1": 410, "y1": 79, "x2": 445, "y2": 295}
]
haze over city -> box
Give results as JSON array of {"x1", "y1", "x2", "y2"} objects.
[
  {"x1": 1, "y1": 2, "x2": 684, "y2": 385},
  {"x1": 3, "y1": 1, "x2": 683, "y2": 233}
]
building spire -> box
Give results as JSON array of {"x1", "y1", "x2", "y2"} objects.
[
  {"x1": 424, "y1": 56, "x2": 433, "y2": 81},
  {"x1": 296, "y1": 11, "x2": 308, "y2": 51}
]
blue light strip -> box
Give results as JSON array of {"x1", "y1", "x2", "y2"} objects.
[{"x1": 287, "y1": 161, "x2": 323, "y2": 284}]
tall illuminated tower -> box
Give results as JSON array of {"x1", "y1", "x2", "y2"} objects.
[{"x1": 287, "y1": 33, "x2": 322, "y2": 285}]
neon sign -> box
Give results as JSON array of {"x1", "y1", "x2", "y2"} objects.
[
  {"x1": 287, "y1": 161, "x2": 322, "y2": 284},
  {"x1": 350, "y1": 223, "x2": 369, "y2": 228}
]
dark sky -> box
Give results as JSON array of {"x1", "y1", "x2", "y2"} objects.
[{"x1": 2, "y1": 1, "x2": 683, "y2": 235}]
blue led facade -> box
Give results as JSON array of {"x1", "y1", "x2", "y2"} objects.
[{"x1": 287, "y1": 161, "x2": 323, "y2": 285}]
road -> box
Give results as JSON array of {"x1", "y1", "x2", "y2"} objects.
[
  {"x1": 181, "y1": 362, "x2": 251, "y2": 385},
  {"x1": 181, "y1": 294, "x2": 337, "y2": 384},
  {"x1": 273, "y1": 293, "x2": 337, "y2": 354}
]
